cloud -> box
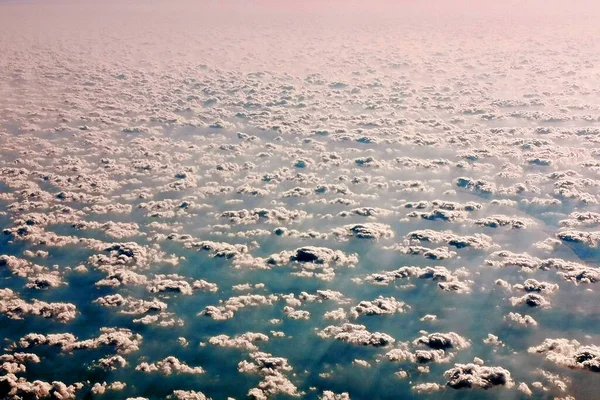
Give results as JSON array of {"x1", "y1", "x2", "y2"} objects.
[
  {"x1": 363, "y1": 266, "x2": 472, "y2": 293},
  {"x1": 18, "y1": 328, "x2": 142, "y2": 354},
  {"x1": 412, "y1": 382, "x2": 441, "y2": 394},
  {"x1": 169, "y1": 390, "x2": 211, "y2": 400},
  {"x1": 529, "y1": 338, "x2": 600, "y2": 373},
  {"x1": 199, "y1": 294, "x2": 278, "y2": 320},
  {"x1": 349, "y1": 296, "x2": 407, "y2": 318},
  {"x1": 320, "y1": 391, "x2": 351, "y2": 399},
  {"x1": 209, "y1": 332, "x2": 269, "y2": 351},
  {"x1": 474, "y1": 215, "x2": 534, "y2": 229},
  {"x1": 509, "y1": 293, "x2": 551, "y2": 308},
  {"x1": 91, "y1": 381, "x2": 127, "y2": 395},
  {"x1": 406, "y1": 229, "x2": 494, "y2": 250},
  {"x1": 331, "y1": 223, "x2": 394, "y2": 240},
  {"x1": 240, "y1": 352, "x2": 300, "y2": 399},
  {"x1": 504, "y1": 312, "x2": 538, "y2": 327},
  {"x1": 444, "y1": 363, "x2": 514, "y2": 389},
  {"x1": 0, "y1": 255, "x2": 65, "y2": 289},
  {"x1": 414, "y1": 332, "x2": 471, "y2": 351},
  {"x1": 557, "y1": 230, "x2": 600, "y2": 248},
  {"x1": 0, "y1": 288, "x2": 77, "y2": 322},
  {"x1": 220, "y1": 207, "x2": 308, "y2": 225},
  {"x1": 94, "y1": 294, "x2": 167, "y2": 315},
  {"x1": 136, "y1": 356, "x2": 205, "y2": 375},
  {"x1": 0, "y1": 375, "x2": 84, "y2": 399},
  {"x1": 318, "y1": 323, "x2": 395, "y2": 347}
]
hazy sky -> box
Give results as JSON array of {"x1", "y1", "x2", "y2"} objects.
[{"x1": 3, "y1": 0, "x2": 600, "y2": 17}]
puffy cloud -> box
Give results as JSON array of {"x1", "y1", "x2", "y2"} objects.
[
  {"x1": 406, "y1": 229, "x2": 494, "y2": 250},
  {"x1": 240, "y1": 352, "x2": 300, "y2": 399},
  {"x1": 363, "y1": 266, "x2": 471, "y2": 293},
  {"x1": 187, "y1": 240, "x2": 266, "y2": 270},
  {"x1": 24, "y1": 273, "x2": 65, "y2": 290},
  {"x1": 199, "y1": 294, "x2": 278, "y2": 320},
  {"x1": 407, "y1": 209, "x2": 466, "y2": 222},
  {"x1": 220, "y1": 207, "x2": 308, "y2": 225},
  {"x1": 96, "y1": 355, "x2": 127, "y2": 370},
  {"x1": 209, "y1": 332, "x2": 269, "y2": 351},
  {"x1": 529, "y1": 338, "x2": 600, "y2": 373},
  {"x1": 95, "y1": 268, "x2": 148, "y2": 287},
  {"x1": 18, "y1": 328, "x2": 142, "y2": 354},
  {"x1": 72, "y1": 221, "x2": 140, "y2": 238},
  {"x1": 413, "y1": 332, "x2": 471, "y2": 351},
  {"x1": 137, "y1": 198, "x2": 197, "y2": 218},
  {"x1": 0, "y1": 352, "x2": 40, "y2": 375},
  {"x1": 136, "y1": 356, "x2": 204, "y2": 375},
  {"x1": 133, "y1": 312, "x2": 184, "y2": 327},
  {"x1": 193, "y1": 279, "x2": 219, "y2": 292},
  {"x1": 0, "y1": 374, "x2": 52, "y2": 399},
  {"x1": 281, "y1": 187, "x2": 313, "y2": 198},
  {"x1": 299, "y1": 290, "x2": 349, "y2": 304},
  {"x1": 560, "y1": 212, "x2": 600, "y2": 228},
  {"x1": 513, "y1": 279, "x2": 558, "y2": 294},
  {"x1": 444, "y1": 363, "x2": 514, "y2": 389},
  {"x1": 557, "y1": 230, "x2": 600, "y2": 248},
  {"x1": 483, "y1": 334, "x2": 503, "y2": 346},
  {"x1": 352, "y1": 359, "x2": 370, "y2": 368},
  {"x1": 486, "y1": 251, "x2": 600, "y2": 284},
  {"x1": 283, "y1": 306, "x2": 310, "y2": 320},
  {"x1": 268, "y1": 246, "x2": 358, "y2": 267},
  {"x1": 383, "y1": 245, "x2": 457, "y2": 260},
  {"x1": 414, "y1": 349, "x2": 452, "y2": 364},
  {"x1": 320, "y1": 390, "x2": 351, "y2": 399},
  {"x1": 318, "y1": 323, "x2": 395, "y2": 347},
  {"x1": 272, "y1": 227, "x2": 329, "y2": 240},
  {"x1": 509, "y1": 293, "x2": 551, "y2": 308},
  {"x1": 395, "y1": 370, "x2": 408, "y2": 379},
  {"x1": 86, "y1": 203, "x2": 133, "y2": 215},
  {"x1": 232, "y1": 282, "x2": 265, "y2": 292},
  {"x1": 0, "y1": 374, "x2": 83, "y2": 399},
  {"x1": 331, "y1": 223, "x2": 394, "y2": 240},
  {"x1": 384, "y1": 345, "x2": 415, "y2": 363},
  {"x1": 474, "y1": 215, "x2": 534, "y2": 229},
  {"x1": 266, "y1": 247, "x2": 358, "y2": 280},
  {"x1": 324, "y1": 308, "x2": 347, "y2": 320},
  {"x1": 412, "y1": 382, "x2": 441, "y2": 394},
  {"x1": 89, "y1": 242, "x2": 178, "y2": 272},
  {"x1": 517, "y1": 382, "x2": 533, "y2": 396},
  {"x1": 385, "y1": 343, "x2": 453, "y2": 365},
  {"x1": 504, "y1": 312, "x2": 538, "y2": 327},
  {"x1": 0, "y1": 288, "x2": 77, "y2": 322},
  {"x1": 339, "y1": 207, "x2": 393, "y2": 218},
  {"x1": 354, "y1": 156, "x2": 384, "y2": 168},
  {"x1": 395, "y1": 157, "x2": 451, "y2": 170},
  {"x1": 91, "y1": 381, "x2": 127, "y2": 394},
  {"x1": 455, "y1": 177, "x2": 497, "y2": 195},
  {"x1": 146, "y1": 274, "x2": 194, "y2": 295},
  {"x1": 420, "y1": 314, "x2": 437, "y2": 322},
  {"x1": 404, "y1": 200, "x2": 482, "y2": 212},
  {"x1": 349, "y1": 296, "x2": 407, "y2": 318},
  {"x1": 551, "y1": 177, "x2": 600, "y2": 204},
  {"x1": 169, "y1": 390, "x2": 210, "y2": 400},
  {"x1": 94, "y1": 294, "x2": 167, "y2": 314},
  {"x1": 0, "y1": 255, "x2": 65, "y2": 289}
]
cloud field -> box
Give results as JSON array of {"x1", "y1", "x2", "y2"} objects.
[{"x1": 1, "y1": 1, "x2": 600, "y2": 399}]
